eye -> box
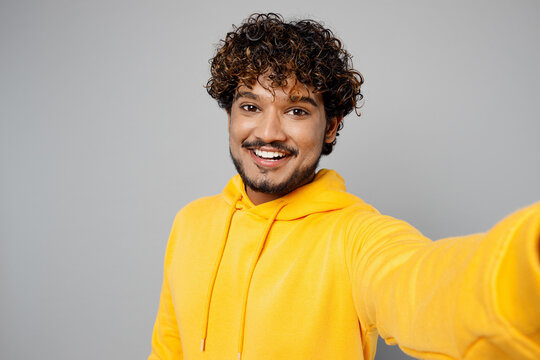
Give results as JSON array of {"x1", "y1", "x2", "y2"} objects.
[
  {"x1": 287, "y1": 108, "x2": 309, "y2": 117},
  {"x1": 240, "y1": 104, "x2": 259, "y2": 112}
]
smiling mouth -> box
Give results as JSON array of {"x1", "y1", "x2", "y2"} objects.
[{"x1": 253, "y1": 149, "x2": 287, "y2": 160}]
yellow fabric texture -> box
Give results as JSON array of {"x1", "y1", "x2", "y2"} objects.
[{"x1": 148, "y1": 169, "x2": 540, "y2": 360}]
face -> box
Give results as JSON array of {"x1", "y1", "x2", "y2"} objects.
[{"x1": 228, "y1": 76, "x2": 340, "y2": 205}]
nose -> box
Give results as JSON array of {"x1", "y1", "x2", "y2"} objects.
[{"x1": 254, "y1": 109, "x2": 287, "y2": 143}]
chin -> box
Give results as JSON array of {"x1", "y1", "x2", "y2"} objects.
[{"x1": 231, "y1": 152, "x2": 319, "y2": 196}]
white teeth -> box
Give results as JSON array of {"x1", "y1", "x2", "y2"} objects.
[{"x1": 254, "y1": 149, "x2": 286, "y2": 159}]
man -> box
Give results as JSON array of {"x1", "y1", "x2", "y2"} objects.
[{"x1": 149, "y1": 13, "x2": 540, "y2": 360}]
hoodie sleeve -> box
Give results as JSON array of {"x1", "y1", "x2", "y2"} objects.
[
  {"x1": 148, "y1": 216, "x2": 183, "y2": 360},
  {"x1": 347, "y1": 202, "x2": 540, "y2": 360}
]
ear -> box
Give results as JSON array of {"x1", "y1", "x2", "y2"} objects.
[{"x1": 324, "y1": 116, "x2": 342, "y2": 144}]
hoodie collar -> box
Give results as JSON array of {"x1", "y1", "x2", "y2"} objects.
[{"x1": 222, "y1": 169, "x2": 367, "y2": 221}]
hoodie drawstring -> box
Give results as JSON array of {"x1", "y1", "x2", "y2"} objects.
[
  {"x1": 200, "y1": 193, "x2": 242, "y2": 352},
  {"x1": 237, "y1": 202, "x2": 286, "y2": 360}
]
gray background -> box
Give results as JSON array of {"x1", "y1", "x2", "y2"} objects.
[{"x1": 1, "y1": 0, "x2": 539, "y2": 359}]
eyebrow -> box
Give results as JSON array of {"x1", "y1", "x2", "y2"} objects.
[
  {"x1": 235, "y1": 91, "x2": 258, "y2": 101},
  {"x1": 234, "y1": 90, "x2": 319, "y2": 107}
]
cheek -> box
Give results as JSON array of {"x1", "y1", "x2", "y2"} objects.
[
  {"x1": 228, "y1": 124, "x2": 244, "y2": 146},
  {"x1": 229, "y1": 116, "x2": 255, "y2": 143},
  {"x1": 289, "y1": 122, "x2": 326, "y2": 152}
]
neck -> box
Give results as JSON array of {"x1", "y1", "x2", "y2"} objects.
[{"x1": 245, "y1": 187, "x2": 283, "y2": 205}]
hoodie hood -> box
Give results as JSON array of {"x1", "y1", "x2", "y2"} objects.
[
  {"x1": 222, "y1": 169, "x2": 369, "y2": 221},
  {"x1": 216, "y1": 168, "x2": 371, "y2": 359}
]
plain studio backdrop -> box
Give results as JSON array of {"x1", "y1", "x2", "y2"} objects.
[{"x1": 1, "y1": 1, "x2": 539, "y2": 359}]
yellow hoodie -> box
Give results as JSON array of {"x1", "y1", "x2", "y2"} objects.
[{"x1": 149, "y1": 169, "x2": 540, "y2": 360}]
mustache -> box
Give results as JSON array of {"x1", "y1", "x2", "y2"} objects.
[{"x1": 241, "y1": 140, "x2": 298, "y2": 156}]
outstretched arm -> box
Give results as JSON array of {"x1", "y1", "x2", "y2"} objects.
[{"x1": 347, "y1": 202, "x2": 540, "y2": 359}]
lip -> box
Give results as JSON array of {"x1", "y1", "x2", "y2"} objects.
[{"x1": 249, "y1": 149, "x2": 290, "y2": 168}]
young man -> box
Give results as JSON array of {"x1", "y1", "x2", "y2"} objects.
[{"x1": 149, "y1": 13, "x2": 540, "y2": 360}]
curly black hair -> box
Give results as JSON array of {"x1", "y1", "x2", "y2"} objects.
[{"x1": 206, "y1": 13, "x2": 363, "y2": 155}]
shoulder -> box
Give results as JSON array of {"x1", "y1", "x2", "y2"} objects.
[
  {"x1": 165, "y1": 194, "x2": 229, "y2": 246},
  {"x1": 336, "y1": 202, "x2": 426, "y2": 242},
  {"x1": 173, "y1": 194, "x2": 228, "y2": 223},
  {"x1": 334, "y1": 202, "x2": 381, "y2": 225}
]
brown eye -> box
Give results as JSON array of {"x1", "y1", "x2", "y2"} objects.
[
  {"x1": 288, "y1": 108, "x2": 309, "y2": 116},
  {"x1": 241, "y1": 104, "x2": 259, "y2": 112}
]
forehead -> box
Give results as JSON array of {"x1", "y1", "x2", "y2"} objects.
[{"x1": 235, "y1": 76, "x2": 323, "y2": 106}]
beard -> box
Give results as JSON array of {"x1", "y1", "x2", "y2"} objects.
[{"x1": 229, "y1": 142, "x2": 322, "y2": 197}]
